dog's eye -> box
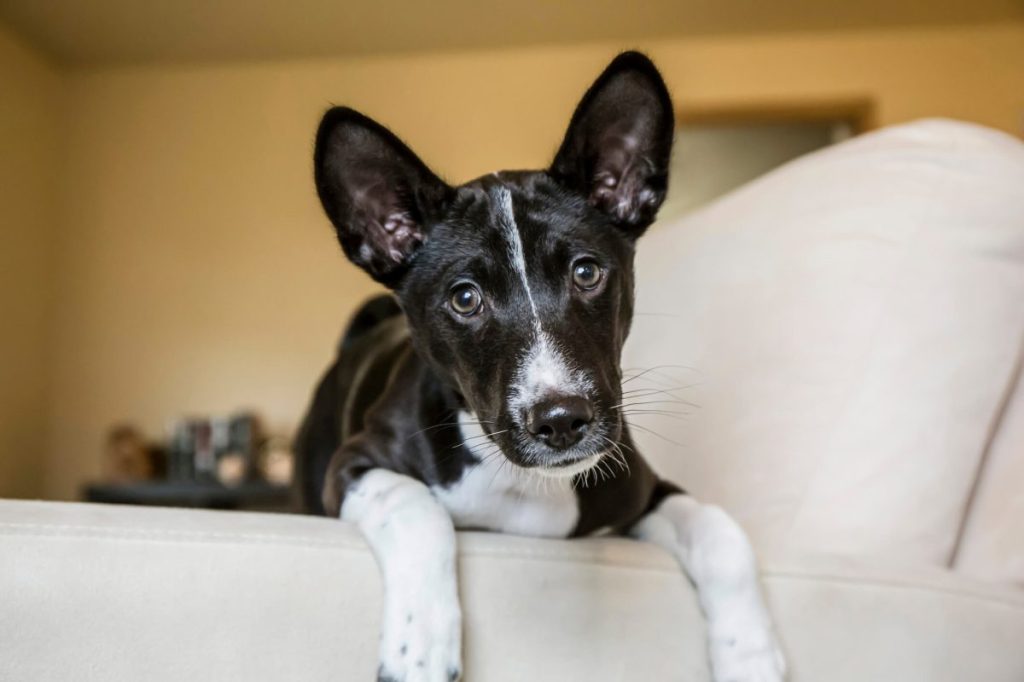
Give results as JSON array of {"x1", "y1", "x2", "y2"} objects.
[
  {"x1": 572, "y1": 259, "x2": 604, "y2": 290},
  {"x1": 450, "y1": 284, "x2": 483, "y2": 316}
]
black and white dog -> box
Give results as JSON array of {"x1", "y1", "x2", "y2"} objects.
[{"x1": 297, "y1": 52, "x2": 785, "y2": 682}]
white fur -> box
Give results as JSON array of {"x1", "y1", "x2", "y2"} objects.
[
  {"x1": 342, "y1": 469, "x2": 462, "y2": 682},
  {"x1": 431, "y1": 411, "x2": 580, "y2": 538},
  {"x1": 534, "y1": 450, "x2": 603, "y2": 480},
  {"x1": 507, "y1": 333, "x2": 595, "y2": 430},
  {"x1": 494, "y1": 186, "x2": 541, "y2": 330},
  {"x1": 492, "y1": 186, "x2": 593, "y2": 425},
  {"x1": 631, "y1": 496, "x2": 787, "y2": 682}
]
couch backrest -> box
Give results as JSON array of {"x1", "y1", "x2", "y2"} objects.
[{"x1": 622, "y1": 119, "x2": 1024, "y2": 573}]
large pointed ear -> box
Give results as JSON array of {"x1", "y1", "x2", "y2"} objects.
[
  {"x1": 314, "y1": 107, "x2": 452, "y2": 286},
  {"x1": 549, "y1": 52, "x2": 674, "y2": 237}
]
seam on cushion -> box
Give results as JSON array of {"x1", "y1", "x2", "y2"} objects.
[
  {"x1": 3, "y1": 522, "x2": 1022, "y2": 607},
  {"x1": 0, "y1": 522, "x2": 368, "y2": 550},
  {"x1": 0, "y1": 520, "x2": 640, "y2": 558},
  {"x1": 763, "y1": 570, "x2": 1024, "y2": 607},
  {"x1": 950, "y1": 332, "x2": 1024, "y2": 567},
  {"x1": 3, "y1": 522, "x2": 1023, "y2": 606},
  {"x1": 459, "y1": 546, "x2": 680, "y2": 573},
  {"x1": 0, "y1": 522, "x2": 676, "y2": 569},
  {"x1": 0, "y1": 521, "x2": 643, "y2": 561}
]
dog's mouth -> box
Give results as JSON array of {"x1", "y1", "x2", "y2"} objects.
[
  {"x1": 497, "y1": 413, "x2": 623, "y2": 476},
  {"x1": 535, "y1": 450, "x2": 605, "y2": 479},
  {"x1": 461, "y1": 401, "x2": 625, "y2": 479}
]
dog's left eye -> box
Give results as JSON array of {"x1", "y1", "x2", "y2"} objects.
[
  {"x1": 572, "y1": 259, "x2": 604, "y2": 290},
  {"x1": 449, "y1": 284, "x2": 483, "y2": 316}
]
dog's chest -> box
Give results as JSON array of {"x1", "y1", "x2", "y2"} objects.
[
  {"x1": 432, "y1": 458, "x2": 579, "y2": 537},
  {"x1": 430, "y1": 414, "x2": 579, "y2": 538}
]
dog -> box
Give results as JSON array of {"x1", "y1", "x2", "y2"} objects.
[{"x1": 296, "y1": 52, "x2": 786, "y2": 682}]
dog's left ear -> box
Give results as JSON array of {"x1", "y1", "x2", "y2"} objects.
[{"x1": 550, "y1": 52, "x2": 674, "y2": 237}]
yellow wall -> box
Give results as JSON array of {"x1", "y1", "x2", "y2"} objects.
[
  {"x1": 27, "y1": 22, "x2": 1024, "y2": 498},
  {"x1": 0, "y1": 25, "x2": 61, "y2": 498}
]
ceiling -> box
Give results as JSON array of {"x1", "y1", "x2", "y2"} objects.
[{"x1": 2, "y1": 0, "x2": 1022, "y2": 66}]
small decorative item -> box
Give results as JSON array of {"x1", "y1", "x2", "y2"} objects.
[
  {"x1": 167, "y1": 412, "x2": 266, "y2": 485},
  {"x1": 258, "y1": 436, "x2": 294, "y2": 486},
  {"x1": 104, "y1": 425, "x2": 165, "y2": 483},
  {"x1": 167, "y1": 419, "x2": 196, "y2": 481},
  {"x1": 216, "y1": 452, "x2": 247, "y2": 487},
  {"x1": 90, "y1": 411, "x2": 291, "y2": 511}
]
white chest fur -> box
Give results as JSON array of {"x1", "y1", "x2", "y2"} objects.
[{"x1": 430, "y1": 412, "x2": 580, "y2": 538}]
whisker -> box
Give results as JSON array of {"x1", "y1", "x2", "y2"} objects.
[
  {"x1": 486, "y1": 453, "x2": 514, "y2": 491},
  {"x1": 453, "y1": 429, "x2": 510, "y2": 450},
  {"x1": 611, "y1": 398, "x2": 699, "y2": 410},
  {"x1": 624, "y1": 420, "x2": 687, "y2": 448},
  {"x1": 402, "y1": 417, "x2": 496, "y2": 442},
  {"x1": 611, "y1": 436, "x2": 635, "y2": 454},
  {"x1": 621, "y1": 364, "x2": 700, "y2": 385},
  {"x1": 619, "y1": 410, "x2": 690, "y2": 420},
  {"x1": 616, "y1": 404, "x2": 691, "y2": 416},
  {"x1": 597, "y1": 435, "x2": 630, "y2": 476},
  {"x1": 402, "y1": 421, "x2": 456, "y2": 442},
  {"x1": 632, "y1": 311, "x2": 687, "y2": 319},
  {"x1": 621, "y1": 385, "x2": 698, "y2": 399}
]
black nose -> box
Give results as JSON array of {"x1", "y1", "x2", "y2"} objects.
[{"x1": 526, "y1": 396, "x2": 595, "y2": 450}]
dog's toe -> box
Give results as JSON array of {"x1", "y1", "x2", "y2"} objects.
[
  {"x1": 709, "y1": 622, "x2": 787, "y2": 682},
  {"x1": 377, "y1": 596, "x2": 461, "y2": 682}
]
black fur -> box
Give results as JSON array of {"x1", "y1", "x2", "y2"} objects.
[
  {"x1": 293, "y1": 294, "x2": 402, "y2": 514},
  {"x1": 298, "y1": 51, "x2": 682, "y2": 534},
  {"x1": 314, "y1": 108, "x2": 453, "y2": 286}
]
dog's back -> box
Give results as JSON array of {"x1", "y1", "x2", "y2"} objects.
[{"x1": 293, "y1": 294, "x2": 406, "y2": 514}]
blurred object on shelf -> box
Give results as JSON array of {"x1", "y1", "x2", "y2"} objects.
[
  {"x1": 168, "y1": 412, "x2": 267, "y2": 485},
  {"x1": 216, "y1": 452, "x2": 247, "y2": 487},
  {"x1": 86, "y1": 411, "x2": 296, "y2": 511},
  {"x1": 104, "y1": 424, "x2": 166, "y2": 484},
  {"x1": 258, "y1": 436, "x2": 294, "y2": 487},
  {"x1": 82, "y1": 479, "x2": 291, "y2": 511}
]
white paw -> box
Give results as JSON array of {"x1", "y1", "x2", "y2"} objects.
[
  {"x1": 377, "y1": 594, "x2": 462, "y2": 682},
  {"x1": 708, "y1": 621, "x2": 786, "y2": 682}
]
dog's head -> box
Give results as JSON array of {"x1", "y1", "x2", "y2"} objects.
[{"x1": 314, "y1": 52, "x2": 673, "y2": 476}]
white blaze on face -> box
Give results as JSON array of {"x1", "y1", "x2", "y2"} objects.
[
  {"x1": 494, "y1": 186, "x2": 541, "y2": 330},
  {"x1": 527, "y1": 335, "x2": 568, "y2": 391},
  {"x1": 509, "y1": 332, "x2": 593, "y2": 424},
  {"x1": 492, "y1": 186, "x2": 592, "y2": 424}
]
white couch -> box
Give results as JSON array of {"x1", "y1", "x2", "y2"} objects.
[{"x1": 3, "y1": 120, "x2": 1023, "y2": 681}]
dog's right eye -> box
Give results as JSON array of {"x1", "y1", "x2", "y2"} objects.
[{"x1": 449, "y1": 284, "x2": 483, "y2": 316}]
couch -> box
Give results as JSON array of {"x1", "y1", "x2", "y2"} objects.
[{"x1": 3, "y1": 119, "x2": 1023, "y2": 681}]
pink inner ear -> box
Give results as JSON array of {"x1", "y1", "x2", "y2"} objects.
[
  {"x1": 373, "y1": 209, "x2": 424, "y2": 266},
  {"x1": 382, "y1": 212, "x2": 415, "y2": 234},
  {"x1": 349, "y1": 176, "x2": 428, "y2": 273},
  {"x1": 589, "y1": 134, "x2": 659, "y2": 226}
]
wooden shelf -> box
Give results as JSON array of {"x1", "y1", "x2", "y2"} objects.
[{"x1": 83, "y1": 480, "x2": 293, "y2": 512}]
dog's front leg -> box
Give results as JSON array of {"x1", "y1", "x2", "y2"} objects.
[
  {"x1": 630, "y1": 494, "x2": 786, "y2": 682},
  {"x1": 341, "y1": 468, "x2": 462, "y2": 682}
]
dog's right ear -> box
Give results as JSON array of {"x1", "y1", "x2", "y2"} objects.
[{"x1": 314, "y1": 107, "x2": 452, "y2": 286}]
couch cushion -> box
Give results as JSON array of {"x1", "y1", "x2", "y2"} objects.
[
  {"x1": 1, "y1": 500, "x2": 1023, "y2": 681},
  {"x1": 624, "y1": 119, "x2": 1024, "y2": 567}
]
